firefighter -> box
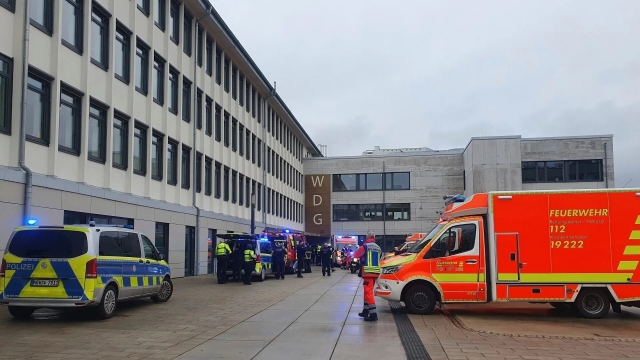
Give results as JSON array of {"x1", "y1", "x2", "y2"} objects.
[
  {"x1": 273, "y1": 242, "x2": 286, "y2": 280},
  {"x1": 296, "y1": 240, "x2": 306, "y2": 278},
  {"x1": 354, "y1": 230, "x2": 382, "y2": 322},
  {"x1": 316, "y1": 244, "x2": 322, "y2": 265},
  {"x1": 243, "y1": 244, "x2": 257, "y2": 285},
  {"x1": 232, "y1": 244, "x2": 243, "y2": 282},
  {"x1": 215, "y1": 240, "x2": 232, "y2": 284},
  {"x1": 304, "y1": 243, "x2": 313, "y2": 273},
  {"x1": 321, "y1": 243, "x2": 332, "y2": 276}
]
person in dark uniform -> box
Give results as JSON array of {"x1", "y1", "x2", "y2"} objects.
[
  {"x1": 296, "y1": 241, "x2": 306, "y2": 278},
  {"x1": 321, "y1": 243, "x2": 332, "y2": 276},
  {"x1": 273, "y1": 242, "x2": 286, "y2": 280},
  {"x1": 232, "y1": 245, "x2": 243, "y2": 282},
  {"x1": 215, "y1": 240, "x2": 232, "y2": 284},
  {"x1": 243, "y1": 243, "x2": 257, "y2": 285},
  {"x1": 330, "y1": 246, "x2": 336, "y2": 272},
  {"x1": 316, "y1": 245, "x2": 322, "y2": 266},
  {"x1": 304, "y1": 244, "x2": 313, "y2": 273}
]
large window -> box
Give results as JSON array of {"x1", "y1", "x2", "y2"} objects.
[
  {"x1": 167, "y1": 139, "x2": 178, "y2": 185},
  {"x1": 169, "y1": 0, "x2": 179, "y2": 44},
  {"x1": 386, "y1": 203, "x2": 410, "y2": 220},
  {"x1": 223, "y1": 56, "x2": 230, "y2": 93},
  {"x1": 204, "y1": 157, "x2": 212, "y2": 196},
  {"x1": 245, "y1": 82, "x2": 251, "y2": 113},
  {"x1": 0, "y1": 54, "x2": 12, "y2": 135},
  {"x1": 26, "y1": 70, "x2": 51, "y2": 145},
  {"x1": 88, "y1": 100, "x2": 107, "y2": 163},
  {"x1": 115, "y1": 23, "x2": 131, "y2": 83},
  {"x1": 195, "y1": 152, "x2": 202, "y2": 193},
  {"x1": 231, "y1": 170, "x2": 237, "y2": 203},
  {"x1": 206, "y1": 37, "x2": 213, "y2": 76},
  {"x1": 61, "y1": 0, "x2": 83, "y2": 53},
  {"x1": 238, "y1": 73, "x2": 244, "y2": 106},
  {"x1": 251, "y1": 87, "x2": 256, "y2": 118},
  {"x1": 182, "y1": 77, "x2": 191, "y2": 122},
  {"x1": 223, "y1": 111, "x2": 229, "y2": 147},
  {"x1": 91, "y1": 3, "x2": 109, "y2": 70},
  {"x1": 385, "y1": 172, "x2": 410, "y2": 190},
  {"x1": 231, "y1": 66, "x2": 237, "y2": 100},
  {"x1": 183, "y1": 10, "x2": 192, "y2": 56},
  {"x1": 181, "y1": 145, "x2": 190, "y2": 189},
  {"x1": 133, "y1": 123, "x2": 147, "y2": 176},
  {"x1": 137, "y1": 0, "x2": 150, "y2": 15},
  {"x1": 196, "y1": 29, "x2": 203, "y2": 67},
  {"x1": 333, "y1": 203, "x2": 410, "y2": 222},
  {"x1": 214, "y1": 104, "x2": 221, "y2": 142},
  {"x1": 112, "y1": 112, "x2": 128, "y2": 169},
  {"x1": 215, "y1": 47, "x2": 222, "y2": 85},
  {"x1": 251, "y1": 135, "x2": 256, "y2": 164},
  {"x1": 205, "y1": 96, "x2": 212, "y2": 136},
  {"x1": 238, "y1": 124, "x2": 245, "y2": 156},
  {"x1": 58, "y1": 87, "x2": 82, "y2": 155},
  {"x1": 257, "y1": 139, "x2": 262, "y2": 167},
  {"x1": 214, "y1": 162, "x2": 221, "y2": 199},
  {"x1": 168, "y1": 66, "x2": 178, "y2": 114},
  {"x1": 522, "y1": 160, "x2": 604, "y2": 183},
  {"x1": 154, "y1": 0, "x2": 165, "y2": 30},
  {"x1": 31, "y1": 0, "x2": 54, "y2": 35},
  {"x1": 231, "y1": 118, "x2": 237, "y2": 152},
  {"x1": 155, "y1": 222, "x2": 169, "y2": 262},
  {"x1": 223, "y1": 166, "x2": 230, "y2": 201},
  {"x1": 333, "y1": 172, "x2": 410, "y2": 191},
  {"x1": 135, "y1": 39, "x2": 150, "y2": 95},
  {"x1": 153, "y1": 54, "x2": 165, "y2": 105},
  {"x1": 245, "y1": 130, "x2": 250, "y2": 160},
  {"x1": 196, "y1": 89, "x2": 202, "y2": 130},
  {"x1": 238, "y1": 174, "x2": 244, "y2": 206},
  {"x1": 151, "y1": 131, "x2": 163, "y2": 181}
]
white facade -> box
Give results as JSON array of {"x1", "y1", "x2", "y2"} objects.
[{"x1": 0, "y1": 0, "x2": 320, "y2": 277}]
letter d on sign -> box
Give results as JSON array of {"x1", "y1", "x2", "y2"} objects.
[
  {"x1": 313, "y1": 214, "x2": 323, "y2": 225},
  {"x1": 313, "y1": 194, "x2": 322, "y2": 206}
]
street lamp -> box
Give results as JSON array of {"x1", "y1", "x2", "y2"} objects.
[{"x1": 250, "y1": 192, "x2": 256, "y2": 235}]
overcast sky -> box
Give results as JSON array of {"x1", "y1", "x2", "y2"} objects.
[{"x1": 211, "y1": 0, "x2": 640, "y2": 188}]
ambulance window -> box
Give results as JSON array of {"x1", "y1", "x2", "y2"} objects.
[
  {"x1": 99, "y1": 231, "x2": 122, "y2": 256},
  {"x1": 427, "y1": 224, "x2": 476, "y2": 258},
  {"x1": 120, "y1": 232, "x2": 142, "y2": 258}
]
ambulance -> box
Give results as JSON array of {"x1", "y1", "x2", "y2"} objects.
[
  {"x1": 376, "y1": 189, "x2": 640, "y2": 319},
  {"x1": 382, "y1": 233, "x2": 426, "y2": 261}
]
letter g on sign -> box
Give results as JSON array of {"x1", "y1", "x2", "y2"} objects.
[{"x1": 313, "y1": 214, "x2": 323, "y2": 225}]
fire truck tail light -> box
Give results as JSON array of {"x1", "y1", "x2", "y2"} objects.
[{"x1": 497, "y1": 196, "x2": 512, "y2": 200}]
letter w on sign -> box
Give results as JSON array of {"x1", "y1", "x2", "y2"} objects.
[{"x1": 311, "y1": 176, "x2": 324, "y2": 187}]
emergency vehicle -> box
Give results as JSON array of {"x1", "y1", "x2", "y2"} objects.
[
  {"x1": 376, "y1": 189, "x2": 640, "y2": 319},
  {"x1": 220, "y1": 233, "x2": 275, "y2": 281},
  {"x1": 382, "y1": 233, "x2": 426, "y2": 260},
  {"x1": 262, "y1": 231, "x2": 305, "y2": 274},
  {"x1": 333, "y1": 236, "x2": 358, "y2": 268},
  {"x1": 0, "y1": 223, "x2": 172, "y2": 319}
]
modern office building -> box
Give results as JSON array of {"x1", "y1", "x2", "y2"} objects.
[
  {"x1": 0, "y1": 0, "x2": 321, "y2": 277},
  {"x1": 303, "y1": 135, "x2": 614, "y2": 252}
]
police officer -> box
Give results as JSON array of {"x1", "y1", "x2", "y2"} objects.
[
  {"x1": 354, "y1": 230, "x2": 382, "y2": 322},
  {"x1": 316, "y1": 244, "x2": 322, "y2": 265},
  {"x1": 296, "y1": 241, "x2": 306, "y2": 278},
  {"x1": 232, "y1": 244, "x2": 243, "y2": 282},
  {"x1": 304, "y1": 244, "x2": 313, "y2": 273},
  {"x1": 215, "y1": 240, "x2": 232, "y2": 284},
  {"x1": 321, "y1": 243, "x2": 332, "y2": 276},
  {"x1": 273, "y1": 242, "x2": 286, "y2": 280},
  {"x1": 243, "y1": 243, "x2": 257, "y2": 285}
]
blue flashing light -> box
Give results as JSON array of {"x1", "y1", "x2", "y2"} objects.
[
  {"x1": 123, "y1": 225, "x2": 134, "y2": 229},
  {"x1": 285, "y1": 229, "x2": 290, "y2": 233},
  {"x1": 26, "y1": 219, "x2": 38, "y2": 226}
]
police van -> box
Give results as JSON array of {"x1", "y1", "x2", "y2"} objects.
[
  {"x1": 0, "y1": 223, "x2": 172, "y2": 319},
  {"x1": 220, "y1": 233, "x2": 275, "y2": 281}
]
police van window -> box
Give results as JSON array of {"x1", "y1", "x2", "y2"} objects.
[
  {"x1": 99, "y1": 231, "x2": 122, "y2": 256},
  {"x1": 8, "y1": 230, "x2": 88, "y2": 258},
  {"x1": 120, "y1": 232, "x2": 142, "y2": 258},
  {"x1": 260, "y1": 241, "x2": 272, "y2": 254},
  {"x1": 141, "y1": 235, "x2": 157, "y2": 259}
]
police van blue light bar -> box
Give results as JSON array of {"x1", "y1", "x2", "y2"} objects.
[
  {"x1": 285, "y1": 229, "x2": 290, "y2": 233},
  {"x1": 26, "y1": 219, "x2": 38, "y2": 226}
]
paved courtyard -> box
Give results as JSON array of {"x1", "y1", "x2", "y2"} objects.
[{"x1": 1, "y1": 268, "x2": 640, "y2": 359}]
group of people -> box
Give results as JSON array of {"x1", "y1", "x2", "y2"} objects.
[
  {"x1": 215, "y1": 240, "x2": 288, "y2": 286},
  {"x1": 295, "y1": 241, "x2": 335, "y2": 278}
]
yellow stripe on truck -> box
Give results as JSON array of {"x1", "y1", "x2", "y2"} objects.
[
  {"x1": 624, "y1": 246, "x2": 640, "y2": 255},
  {"x1": 617, "y1": 261, "x2": 639, "y2": 271},
  {"x1": 432, "y1": 274, "x2": 480, "y2": 282},
  {"x1": 630, "y1": 230, "x2": 640, "y2": 240},
  {"x1": 497, "y1": 273, "x2": 633, "y2": 283}
]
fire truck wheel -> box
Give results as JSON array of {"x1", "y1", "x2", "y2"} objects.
[
  {"x1": 404, "y1": 285, "x2": 437, "y2": 315},
  {"x1": 576, "y1": 289, "x2": 610, "y2": 319}
]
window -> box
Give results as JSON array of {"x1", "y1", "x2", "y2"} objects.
[
  {"x1": 223, "y1": 56, "x2": 230, "y2": 92},
  {"x1": 361, "y1": 204, "x2": 383, "y2": 221},
  {"x1": 61, "y1": 0, "x2": 83, "y2": 53},
  {"x1": 153, "y1": 54, "x2": 165, "y2": 104},
  {"x1": 223, "y1": 111, "x2": 230, "y2": 147},
  {"x1": 245, "y1": 177, "x2": 250, "y2": 208},
  {"x1": 112, "y1": 113, "x2": 128, "y2": 169},
  {"x1": 205, "y1": 96, "x2": 212, "y2": 136},
  {"x1": 333, "y1": 174, "x2": 357, "y2": 191},
  {"x1": 245, "y1": 130, "x2": 250, "y2": 160},
  {"x1": 195, "y1": 152, "x2": 202, "y2": 193},
  {"x1": 99, "y1": 231, "x2": 121, "y2": 256},
  {"x1": 169, "y1": 0, "x2": 179, "y2": 44},
  {"x1": 183, "y1": 10, "x2": 192, "y2": 56},
  {"x1": 257, "y1": 139, "x2": 262, "y2": 167},
  {"x1": 215, "y1": 47, "x2": 222, "y2": 84},
  {"x1": 251, "y1": 87, "x2": 256, "y2": 118},
  {"x1": 546, "y1": 161, "x2": 565, "y2": 182},
  {"x1": 133, "y1": 123, "x2": 147, "y2": 176},
  {"x1": 332, "y1": 203, "x2": 409, "y2": 221},
  {"x1": 251, "y1": 180, "x2": 256, "y2": 208},
  {"x1": 181, "y1": 145, "x2": 190, "y2": 189},
  {"x1": 196, "y1": 89, "x2": 202, "y2": 130},
  {"x1": 365, "y1": 173, "x2": 382, "y2": 190},
  {"x1": 154, "y1": 0, "x2": 165, "y2": 30},
  {"x1": 0, "y1": 0, "x2": 15, "y2": 12},
  {"x1": 151, "y1": 131, "x2": 163, "y2": 181},
  {"x1": 251, "y1": 135, "x2": 256, "y2": 164},
  {"x1": 115, "y1": 23, "x2": 131, "y2": 83},
  {"x1": 91, "y1": 3, "x2": 109, "y2": 70},
  {"x1": 231, "y1": 66, "x2": 237, "y2": 100},
  {"x1": 182, "y1": 77, "x2": 191, "y2": 122},
  {"x1": 88, "y1": 100, "x2": 107, "y2": 163},
  {"x1": 141, "y1": 235, "x2": 158, "y2": 260},
  {"x1": 257, "y1": 183, "x2": 262, "y2": 211},
  {"x1": 205, "y1": 37, "x2": 213, "y2": 76},
  {"x1": 522, "y1": 160, "x2": 604, "y2": 183},
  {"x1": 385, "y1": 172, "x2": 410, "y2": 190},
  {"x1": 135, "y1": 40, "x2": 150, "y2": 95},
  {"x1": 26, "y1": 71, "x2": 52, "y2": 145},
  {"x1": 31, "y1": 0, "x2": 54, "y2": 35},
  {"x1": 267, "y1": 108, "x2": 271, "y2": 133},
  {"x1": 155, "y1": 223, "x2": 169, "y2": 262},
  {"x1": 239, "y1": 73, "x2": 245, "y2": 106},
  {"x1": 231, "y1": 170, "x2": 237, "y2": 203},
  {"x1": 427, "y1": 224, "x2": 477, "y2": 259},
  {"x1": 196, "y1": 29, "x2": 203, "y2": 67},
  {"x1": 223, "y1": 166, "x2": 229, "y2": 201},
  {"x1": 204, "y1": 157, "x2": 212, "y2": 195},
  {"x1": 214, "y1": 104, "x2": 221, "y2": 142},
  {"x1": 333, "y1": 173, "x2": 409, "y2": 191},
  {"x1": 257, "y1": 94, "x2": 262, "y2": 123},
  {"x1": 238, "y1": 174, "x2": 244, "y2": 206},
  {"x1": 214, "y1": 162, "x2": 221, "y2": 198},
  {"x1": 137, "y1": 0, "x2": 150, "y2": 15},
  {"x1": 386, "y1": 203, "x2": 410, "y2": 220},
  {"x1": 167, "y1": 139, "x2": 178, "y2": 185},
  {"x1": 58, "y1": 87, "x2": 82, "y2": 155},
  {"x1": 266, "y1": 188, "x2": 270, "y2": 213},
  {"x1": 238, "y1": 124, "x2": 244, "y2": 156},
  {"x1": 168, "y1": 66, "x2": 179, "y2": 114},
  {"x1": 231, "y1": 117, "x2": 237, "y2": 152},
  {"x1": 245, "y1": 82, "x2": 251, "y2": 113},
  {"x1": 0, "y1": 55, "x2": 12, "y2": 135},
  {"x1": 266, "y1": 147, "x2": 271, "y2": 172}
]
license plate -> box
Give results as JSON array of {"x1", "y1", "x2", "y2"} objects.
[{"x1": 31, "y1": 279, "x2": 60, "y2": 287}]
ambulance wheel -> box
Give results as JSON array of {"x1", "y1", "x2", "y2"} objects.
[
  {"x1": 151, "y1": 277, "x2": 173, "y2": 303},
  {"x1": 404, "y1": 285, "x2": 437, "y2": 315},
  {"x1": 96, "y1": 285, "x2": 118, "y2": 320},
  {"x1": 8, "y1": 306, "x2": 35, "y2": 318},
  {"x1": 576, "y1": 289, "x2": 610, "y2": 319}
]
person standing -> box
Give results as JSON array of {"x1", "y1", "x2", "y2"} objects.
[
  {"x1": 316, "y1": 244, "x2": 322, "y2": 266},
  {"x1": 321, "y1": 243, "x2": 332, "y2": 276},
  {"x1": 273, "y1": 242, "x2": 286, "y2": 280},
  {"x1": 296, "y1": 240, "x2": 306, "y2": 278},
  {"x1": 215, "y1": 240, "x2": 232, "y2": 284},
  {"x1": 304, "y1": 244, "x2": 313, "y2": 273},
  {"x1": 354, "y1": 231, "x2": 382, "y2": 322},
  {"x1": 232, "y1": 245, "x2": 243, "y2": 282},
  {"x1": 243, "y1": 243, "x2": 257, "y2": 285}
]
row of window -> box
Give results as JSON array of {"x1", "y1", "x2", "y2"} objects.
[
  {"x1": 521, "y1": 160, "x2": 604, "y2": 183},
  {"x1": 332, "y1": 172, "x2": 411, "y2": 192},
  {"x1": 332, "y1": 203, "x2": 411, "y2": 222}
]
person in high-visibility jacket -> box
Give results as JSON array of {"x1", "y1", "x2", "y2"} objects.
[
  {"x1": 215, "y1": 240, "x2": 232, "y2": 284},
  {"x1": 243, "y1": 244, "x2": 257, "y2": 285},
  {"x1": 353, "y1": 230, "x2": 382, "y2": 322},
  {"x1": 316, "y1": 244, "x2": 322, "y2": 265}
]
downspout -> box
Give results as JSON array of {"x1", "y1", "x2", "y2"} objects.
[
  {"x1": 262, "y1": 83, "x2": 276, "y2": 233},
  {"x1": 382, "y1": 160, "x2": 386, "y2": 249},
  {"x1": 193, "y1": 6, "x2": 213, "y2": 276},
  {"x1": 604, "y1": 143, "x2": 608, "y2": 188},
  {"x1": 19, "y1": 0, "x2": 33, "y2": 226}
]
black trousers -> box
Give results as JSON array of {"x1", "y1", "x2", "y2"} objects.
[
  {"x1": 216, "y1": 257, "x2": 228, "y2": 283},
  {"x1": 232, "y1": 263, "x2": 242, "y2": 282},
  {"x1": 297, "y1": 259, "x2": 303, "y2": 277},
  {"x1": 274, "y1": 261, "x2": 285, "y2": 279},
  {"x1": 243, "y1": 261, "x2": 254, "y2": 284},
  {"x1": 304, "y1": 259, "x2": 312, "y2": 273},
  {"x1": 322, "y1": 260, "x2": 331, "y2": 275}
]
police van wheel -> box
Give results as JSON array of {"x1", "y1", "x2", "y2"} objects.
[
  {"x1": 8, "y1": 306, "x2": 35, "y2": 319},
  {"x1": 152, "y1": 277, "x2": 174, "y2": 303},
  {"x1": 404, "y1": 285, "x2": 437, "y2": 315},
  {"x1": 576, "y1": 289, "x2": 610, "y2": 319},
  {"x1": 257, "y1": 268, "x2": 265, "y2": 282},
  {"x1": 96, "y1": 285, "x2": 118, "y2": 320}
]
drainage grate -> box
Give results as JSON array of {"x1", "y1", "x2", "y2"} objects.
[{"x1": 389, "y1": 301, "x2": 431, "y2": 360}]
